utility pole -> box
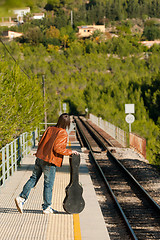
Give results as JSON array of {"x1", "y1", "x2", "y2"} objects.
[
  {"x1": 104, "y1": 16, "x2": 106, "y2": 28},
  {"x1": 56, "y1": 90, "x2": 62, "y2": 115},
  {"x1": 59, "y1": 98, "x2": 62, "y2": 115},
  {"x1": 71, "y1": 10, "x2": 73, "y2": 28},
  {"x1": 42, "y1": 74, "x2": 47, "y2": 130}
]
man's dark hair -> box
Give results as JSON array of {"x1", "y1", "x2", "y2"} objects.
[{"x1": 56, "y1": 113, "x2": 70, "y2": 129}]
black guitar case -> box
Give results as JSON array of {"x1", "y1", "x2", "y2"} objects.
[{"x1": 63, "y1": 154, "x2": 85, "y2": 214}]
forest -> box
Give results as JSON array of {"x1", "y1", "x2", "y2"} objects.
[{"x1": 0, "y1": 0, "x2": 160, "y2": 165}]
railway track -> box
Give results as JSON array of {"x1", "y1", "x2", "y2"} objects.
[{"x1": 74, "y1": 116, "x2": 160, "y2": 240}]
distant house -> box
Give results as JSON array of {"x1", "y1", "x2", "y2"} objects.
[
  {"x1": 0, "y1": 17, "x2": 17, "y2": 27},
  {"x1": 77, "y1": 24, "x2": 105, "y2": 38},
  {"x1": 12, "y1": 7, "x2": 30, "y2": 23},
  {"x1": 32, "y1": 13, "x2": 45, "y2": 20},
  {"x1": 140, "y1": 40, "x2": 160, "y2": 48},
  {"x1": 0, "y1": 7, "x2": 30, "y2": 27},
  {"x1": 2, "y1": 31, "x2": 23, "y2": 40}
]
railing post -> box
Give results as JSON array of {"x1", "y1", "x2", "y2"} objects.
[
  {"x1": 11, "y1": 142, "x2": 14, "y2": 176},
  {"x1": 23, "y1": 133, "x2": 25, "y2": 156},
  {"x1": 6, "y1": 144, "x2": 9, "y2": 179},
  {"x1": 2, "y1": 147, "x2": 5, "y2": 186},
  {"x1": 115, "y1": 127, "x2": 118, "y2": 140},
  {"x1": 26, "y1": 132, "x2": 28, "y2": 154},
  {"x1": 32, "y1": 131, "x2": 35, "y2": 148},
  {"x1": 17, "y1": 136, "x2": 21, "y2": 166},
  {"x1": 14, "y1": 139, "x2": 17, "y2": 171}
]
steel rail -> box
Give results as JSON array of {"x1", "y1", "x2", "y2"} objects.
[
  {"x1": 79, "y1": 117, "x2": 114, "y2": 147},
  {"x1": 75, "y1": 117, "x2": 138, "y2": 240},
  {"x1": 80, "y1": 117, "x2": 160, "y2": 213}
]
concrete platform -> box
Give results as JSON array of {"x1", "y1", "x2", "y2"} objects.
[{"x1": 0, "y1": 129, "x2": 110, "y2": 240}]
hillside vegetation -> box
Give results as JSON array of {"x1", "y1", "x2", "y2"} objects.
[{"x1": 0, "y1": 0, "x2": 160, "y2": 165}]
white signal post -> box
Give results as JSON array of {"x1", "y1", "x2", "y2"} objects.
[
  {"x1": 125, "y1": 104, "x2": 135, "y2": 133},
  {"x1": 63, "y1": 103, "x2": 67, "y2": 112}
]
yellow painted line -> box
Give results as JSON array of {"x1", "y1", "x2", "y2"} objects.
[
  {"x1": 73, "y1": 214, "x2": 82, "y2": 240},
  {"x1": 69, "y1": 141, "x2": 71, "y2": 148},
  {"x1": 68, "y1": 141, "x2": 82, "y2": 240}
]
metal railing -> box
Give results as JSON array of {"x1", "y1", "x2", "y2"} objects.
[
  {"x1": 89, "y1": 114, "x2": 127, "y2": 147},
  {"x1": 0, "y1": 120, "x2": 76, "y2": 188},
  {"x1": 0, "y1": 129, "x2": 38, "y2": 187}
]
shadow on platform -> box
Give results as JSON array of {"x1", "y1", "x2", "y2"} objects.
[
  {"x1": 17, "y1": 164, "x2": 35, "y2": 171},
  {"x1": 59, "y1": 164, "x2": 88, "y2": 174},
  {"x1": 17, "y1": 162, "x2": 88, "y2": 175},
  {"x1": 0, "y1": 207, "x2": 42, "y2": 214},
  {"x1": 0, "y1": 207, "x2": 70, "y2": 215}
]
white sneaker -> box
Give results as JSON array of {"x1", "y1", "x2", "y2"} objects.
[
  {"x1": 15, "y1": 196, "x2": 25, "y2": 214},
  {"x1": 43, "y1": 206, "x2": 58, "y2": 214}
]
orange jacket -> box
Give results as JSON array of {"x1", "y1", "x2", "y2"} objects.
[{"x1": 35, "y1": 126, "x2": 72, "y2": 167}]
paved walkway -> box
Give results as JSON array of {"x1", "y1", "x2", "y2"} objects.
[
  {"x1": 0, "y1": 150, "x2": 74, "y2": 240},
  {"x1": 0, "y1": 134, "x2": 110, "y2": 240}
]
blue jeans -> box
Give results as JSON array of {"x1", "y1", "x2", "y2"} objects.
[{"x1": 20, "y1": 158, "x2": 56, "y2": 210}]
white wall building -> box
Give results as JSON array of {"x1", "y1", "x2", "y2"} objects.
[
  {"x1": 12, "y1": 7, "x2": 30, "y2": 23},
  {"x1": 32, "y1": 13, "x2": 45, "y2": 20}
]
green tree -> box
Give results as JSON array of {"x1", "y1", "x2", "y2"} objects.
[
  {"x1": 143, "y1": 25, "x2": 160, "y2": 40},
  {"x1": 46, "y1": 26, "x2": 60, "y2": 38},
  {"x1": 23, "y1": 27, "x2": 44, "y2": 44},
  {"x1": 0, "y1": 63, "x2": 43, "y2": 148}
]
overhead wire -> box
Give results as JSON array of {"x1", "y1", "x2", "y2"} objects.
[{"x1": 0, "y1": 38, "x2": 31, "y2": 79}]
